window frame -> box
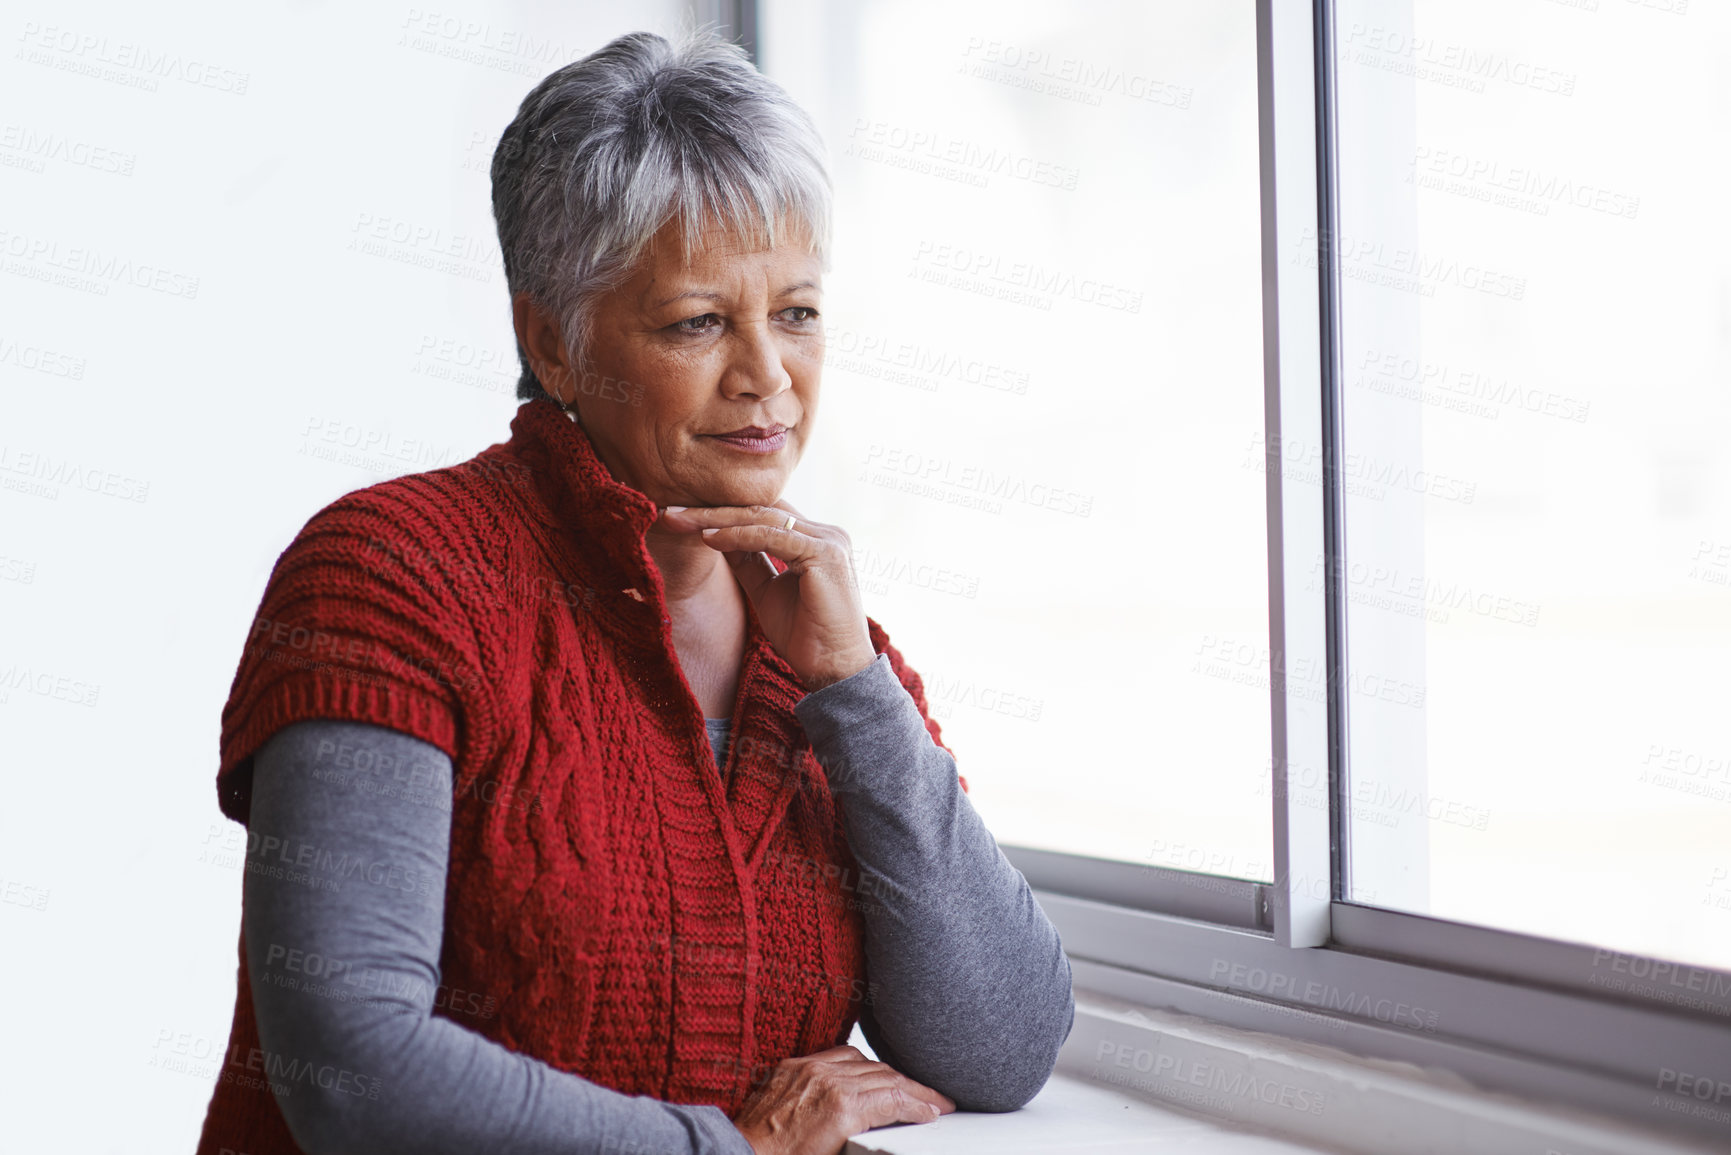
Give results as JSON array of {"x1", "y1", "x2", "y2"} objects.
[{"x1": 997, "y1": 0, "x2": 1731, "y2": 1144}]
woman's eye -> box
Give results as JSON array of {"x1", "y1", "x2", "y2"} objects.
[
  {"x1": 781, "y1": 306, "x2": 820, "y2": 323},
  {"x1": 674, "y1": 313, "x2": 720, "y2": 333}
]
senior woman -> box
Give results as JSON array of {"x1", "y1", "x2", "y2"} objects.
[{"x1": 195, "y1": 29, "x2": 1072, "y2": 1155}]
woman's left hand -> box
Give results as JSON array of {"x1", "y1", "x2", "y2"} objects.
[{"x1": 657, "y1": 501, "x2": 876, "y2": 692}]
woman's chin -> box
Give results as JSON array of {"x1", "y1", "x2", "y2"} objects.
[
  {"x1": 697, "y1": 468, "x2": 791, "y2": 510},
  {"x1": 715, "y1": 482, "x2": 787, "y2": 510}
]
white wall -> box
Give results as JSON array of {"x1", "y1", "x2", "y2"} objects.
[{"x1": 0, "y1": 3, "x2": 684, "y2": 1150}]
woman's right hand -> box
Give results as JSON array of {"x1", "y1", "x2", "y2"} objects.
[{"x1": 732, "y1": 1045, "x2": 957, "y2": 1155}]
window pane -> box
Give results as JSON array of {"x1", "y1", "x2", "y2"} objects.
[
  {"x1": 761, "y1": 0, "x2": 1271, "y2": 875},
  {"x1": 1333, "y1": 0, "x2": 1731, "y2": 969}
]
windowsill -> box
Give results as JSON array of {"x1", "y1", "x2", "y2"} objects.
[
  {"x1": 845, "y1": 988, "x2": 1724, "y2": 1155},
  {"x1": 844, "y1": 1066, "x2": 1336, "y2": 1153}
]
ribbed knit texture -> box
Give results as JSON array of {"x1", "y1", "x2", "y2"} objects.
[{"x1": 196, "y1": 397, "x2": 955, "y2": 1155}]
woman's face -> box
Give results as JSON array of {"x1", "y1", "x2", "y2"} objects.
[{"x1": 556, "y1": 216, "x2": 824, "y2": 511}]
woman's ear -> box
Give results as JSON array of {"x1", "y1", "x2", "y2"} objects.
[{"x1": 512, "y1": 292, "x2": 573, "y2": 402}]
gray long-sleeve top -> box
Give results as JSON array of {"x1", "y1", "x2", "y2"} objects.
[{"x1": 241, "y1": 651, "x2": 1075, "y2": 1154}]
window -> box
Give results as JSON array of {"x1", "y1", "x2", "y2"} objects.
[
  {"x1": 762, "y1": 0, "x2": 1275, "y2": 877},
  {"x1": 759, "y1": 0, "x2": 1731, "y2": 1146},
  {"x1": 1332, "y1": 0, "x2": 1731, "y2": 974}
]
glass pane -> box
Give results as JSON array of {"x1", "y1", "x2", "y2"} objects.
[
  {"x1": 761, "y1": 0, "x2": 1271, "y2": 875},
  {"x1": 1333, "y1": 0, "x2": 1731, "y2": 969}
]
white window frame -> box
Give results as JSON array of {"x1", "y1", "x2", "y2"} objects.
[{"x1": 997, "y1": 0, "x2": 1731, "y2": 1144}]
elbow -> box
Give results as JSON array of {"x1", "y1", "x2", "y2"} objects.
[
  {"x1": 948, "y1": 1034, "x2": 1062, "y2": 1112},
  {"x1": 955, "y1": 1074, "x2": 1050, "y2": 1114},
  {"x1": 264, "y1": 1020, "x2": 417, "y2": 1155},
  {"x1": 949, "y1": 959, "x2": 1076, "y2": 1113},
  {"x1": 977, "y1": 995, "x2": 1074, "y2": 1112}
]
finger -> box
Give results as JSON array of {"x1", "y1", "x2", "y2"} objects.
[
  {"x1": 890, "y1": 1077, "x2": 957, "y2": 1115},
  {"x1": 661, "y1": 503, "x2": 805, "y2": 530},
  {"x1": 698, "y1": 522, "x2": 826, "y2": 571},
  {"x1": 825, "y1": 1064, "x2": 956, "y2": 1115},
  {"x1": 768, "y1": 500, "x2": 845, "y2": 545},
  {"x1": 716, "y1": 546, "x2": 779, "y2": 601},
  {"x1": 852, "y1": 1081, "x2": 950, "y2": 1128},
  {"x1": 664, "y1": 502, "x2": 835, "y2": 541}
]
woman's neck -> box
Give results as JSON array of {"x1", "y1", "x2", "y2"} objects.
[{"x1": 644, "y1": 525, "x2": 736, "y2": 608}]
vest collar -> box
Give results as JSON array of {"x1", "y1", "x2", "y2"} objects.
[{"x1": 501, "y1": 395, "x2": 665, "y2": 588}]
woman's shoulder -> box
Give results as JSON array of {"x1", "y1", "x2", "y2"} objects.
[
  {"x1": 220, "y1": 460, "x2": 523, "y2": 821},
  {"x1": 295, "y1": 446, "x2": 521, "y2": 546},
  {"x1": 273, "y1": 450, "x2": 529, "y2": 612}
]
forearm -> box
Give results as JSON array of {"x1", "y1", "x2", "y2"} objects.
[
  {"x1": 245, "y1": 719, "x2": 753, "y2": 1155},
  {"x1": 793, "y1": 656, "x2": 1075, "y2": 1112}
]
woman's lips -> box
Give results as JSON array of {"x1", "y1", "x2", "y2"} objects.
[{"x1": 706, "y1": 429, "x2": 789, "y2": 454}]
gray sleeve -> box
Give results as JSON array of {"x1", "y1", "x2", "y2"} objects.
[
  {"x1": 242, "y1": 718, "x2": 757, "y2": 1155},
  {"x1": 793, "y1": 653, "x2": 1076, "y2": 1113}
]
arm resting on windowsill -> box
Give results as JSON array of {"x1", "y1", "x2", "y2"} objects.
[
  {"x1": 794, "y1": 653, "x2": 1076, "y2": 1113},
  {"x1": 243, "y1": 719, "x2": 755, "y2": 1155}
]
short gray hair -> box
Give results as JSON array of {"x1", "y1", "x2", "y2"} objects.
[{"x1": 490, "y1": 30, "x2": 832, "y2": 403}]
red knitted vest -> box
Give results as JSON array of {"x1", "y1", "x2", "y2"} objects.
[{"x1": 194, "y1": 397, "x2": 956, "y2": 1154}]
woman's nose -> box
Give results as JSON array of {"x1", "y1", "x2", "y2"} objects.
[{"x1": 721, "y1": 321, "x2": 795, "y2": 398}]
